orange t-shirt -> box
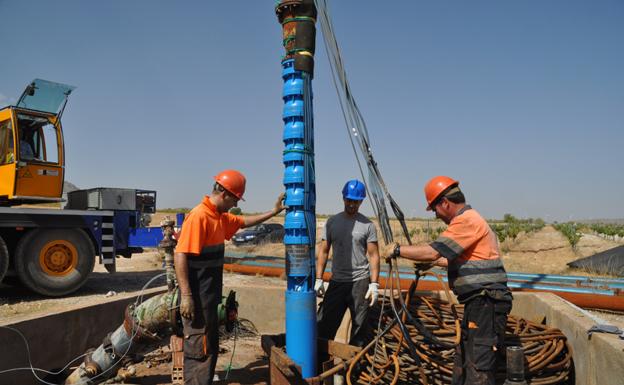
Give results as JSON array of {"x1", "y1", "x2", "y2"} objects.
[{"x1": 175, "y1": 196, "x2": 244, "y2": 256}]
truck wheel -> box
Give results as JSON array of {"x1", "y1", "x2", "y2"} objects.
[
  {"x1": 0, "y1": 236, "x2": 8, "y2": 284},
  {"x1": 15, "y1": 228, "x2": 95, "y2": 296}
]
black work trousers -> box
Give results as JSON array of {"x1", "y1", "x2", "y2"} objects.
[
  {"x1": 182, "y1": 265, "x2": 222, "y2": 385},
  {"x1": 317, "y1": 278, "x2": 370, "y2": 348},
  {"x1": 452, "y1": 294, "x2": 512, "y2": 385}
]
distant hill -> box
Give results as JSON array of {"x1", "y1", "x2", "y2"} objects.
[{"x1": 63, "y1": 181, "x2": 79, "y2": 194}]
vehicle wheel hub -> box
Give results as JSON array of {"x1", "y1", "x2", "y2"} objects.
[{"x1": 40, "y1": 240, "x2": 78, "y2": 276}]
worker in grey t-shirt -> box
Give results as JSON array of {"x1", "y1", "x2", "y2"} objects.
[{"x1": 315, "y1": 179, "x2": 380, "y2": 348}]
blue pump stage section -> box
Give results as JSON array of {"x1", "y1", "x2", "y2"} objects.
[{"x1": 281, "y1": 58, "x2": 317, "y2": 377}]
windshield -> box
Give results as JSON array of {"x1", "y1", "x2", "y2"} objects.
[
  {"x1": 17, "y1": 114, "x2": 59, "y2": 163},
  {"x1": 17, "y1": 79, "x2": 76, "y2": 114}
]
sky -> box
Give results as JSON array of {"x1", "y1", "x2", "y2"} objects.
[{"x1": 0, "y1": 0, "x2": 622, "y2": 222}]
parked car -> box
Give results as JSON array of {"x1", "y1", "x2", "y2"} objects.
[{"x1": 232, "y1": 223, "x2": 285, "y2": 246}]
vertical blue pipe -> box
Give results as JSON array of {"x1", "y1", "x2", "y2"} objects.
[{"x1": 282, "y1": 57, "x2": 317, "y2": 377}]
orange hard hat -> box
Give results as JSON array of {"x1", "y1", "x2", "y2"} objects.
[
  {"x1": 424, "y1": 176, "x2": 459, "y2": 210},
  {"x1": 214, "y1": 169, "x2": 246, "y2": 200}
]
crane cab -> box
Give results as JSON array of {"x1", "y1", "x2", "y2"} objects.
[{"x1": 0, "y1": 79, "x2": 75, "y2": 206}]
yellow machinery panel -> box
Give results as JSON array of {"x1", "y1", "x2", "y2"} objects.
[
  {"x1": 14, "y1": 163, "x2": 64, "y2": 199},
  {"x1": 0, "y1": 164, "x2": 16, "y2": 198}
]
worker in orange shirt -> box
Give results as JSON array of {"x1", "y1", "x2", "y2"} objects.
[
  {"x1": 390, "y1": 176, "x2": 512, "y2": 385},
  {"x1": 174, "y1": 169, "x2": 285, "y2": 385}
]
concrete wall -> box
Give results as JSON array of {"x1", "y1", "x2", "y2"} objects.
[
  {"x1": 511, "y1": 292, "x2": 624, "y2": 385},
  {"x1": 0, "y1": 283, "x2": 286, "y2": 385},
  {"x1": 2, "y1": 283, "x2": 623, "y2": 385},
  {"x1": 0, "y1": 287, "x2": 165, "y2": 385},
  {"x1": 230, "y1": 284, "x2": 286, "y2": 334}
]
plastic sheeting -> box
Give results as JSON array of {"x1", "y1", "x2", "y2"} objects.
[{"x1": 568, "y1": 245, "x2": 624, "y2": 276}]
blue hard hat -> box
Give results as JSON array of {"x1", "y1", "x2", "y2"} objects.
[{"x1": 342, "y1": 179, "x2": 366, "y2": 200}]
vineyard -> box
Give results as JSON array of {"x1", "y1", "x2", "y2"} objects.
[
  {"x1": 587, "y1": 223, "x2": 624, "y2": 239},
  {"x1": 553, "y1": 222, "x2": 624, "y2": 248},
  {"x1": 399, "y1": 214, "x2": 623, "y2": 259},
  {"x1": 402, "y1": 214, "x2": 546, "y2": 244},
  {"x1": 552, "y1": 223, "x2": 583, "y2": 249},
  {"x1": 489, "y1": 214, "x2": 545, "y2": 242}
]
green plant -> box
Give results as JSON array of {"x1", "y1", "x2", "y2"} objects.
[
  {"x1": 488, "y1": 215, "x2": 545, "y2": 242},
  {"x1": 553, "y1": 222, "x2": 582, "y2": 250},
  {"x1": 588, "y1": 223, "x2": 624, "y2": 240}
]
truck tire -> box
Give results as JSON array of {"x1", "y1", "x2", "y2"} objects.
[
  {"x1": 15, "y1": 228, "x2": 95, "y2": 296},
  {"x1": 0, "y1": 236, "x2": 8, "y2": 284}
]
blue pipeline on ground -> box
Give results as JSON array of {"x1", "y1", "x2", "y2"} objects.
[{"x1": 224, "y1": 252, "x2": 624, "y2": 296}]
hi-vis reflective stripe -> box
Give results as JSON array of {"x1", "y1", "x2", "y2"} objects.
[{"x1": 454, "y1": 272, "x2": 508, "y2": 287}]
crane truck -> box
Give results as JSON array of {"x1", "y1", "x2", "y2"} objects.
[{"x1": 0, "y1": 79, "x2": 164, "y2": 296}]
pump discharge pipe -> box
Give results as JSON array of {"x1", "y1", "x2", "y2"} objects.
[
  {"x1": 64, "y1": 220, "x2": 180, "y2": 385},
  {"x1": 276, "y1": 0, "x2": 318, "y2": 378}
]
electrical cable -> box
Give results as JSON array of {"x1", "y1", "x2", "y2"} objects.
[
  {"x1": 314, "y1": 2, "x2": 430, "y2": 382},
  {"x1": 0, "y1": 272, "x2": 168, "y2": 385},
  {"x1": 224, "y1": 321, "x2": 239, "y2": 380},
  {"x1": 315, "y1": 0, "x2": 412, "y2": 246}
]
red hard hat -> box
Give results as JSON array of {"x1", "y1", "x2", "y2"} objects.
[
  {"x1": 424, "y1": 176, "x2": 459, "y2": 210},
  {"x1": 214, "y1": 169, "x2": 246, "y2": 200}
]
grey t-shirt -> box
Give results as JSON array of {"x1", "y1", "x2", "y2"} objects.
[{"x1": 322, "y1": 212, "x2": 378, "y2": 282}]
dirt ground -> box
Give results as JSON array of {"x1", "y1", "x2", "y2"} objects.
[
  {"x1": 130, "y1": 335, "x2": 269, "y2": 385},
  {"x1": 1, "y1": 219, "x2": 623, "y2": 384}
]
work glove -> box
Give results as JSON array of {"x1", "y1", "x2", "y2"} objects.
[
  {"x1": 314, "y1": 278, "x2": 325, "y2": 297},
  {"x1": 180, "y1": 294, "x2": 195, "y2": 320},
  {"x1": 364, "y1": 282, "x2": 379, "y2": 306}
]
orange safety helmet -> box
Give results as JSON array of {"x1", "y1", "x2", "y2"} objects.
[
  {"x1": 214, "y1": 169, "x2": 246, "y2": 200},
  {"x1": 424, "y1": 176, "x2": 459, "y2": 210}
]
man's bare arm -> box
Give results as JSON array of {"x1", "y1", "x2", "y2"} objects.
[
  {"x1": 367, "y1": 241, "x2": 380, "y2": 283},
  {"x1": 174, "y1": 252, "x2": 192, "y2": 295},
  {"x1": 316, "y1": 240, "x2": 330, "y2": 280},
  {"x1": 398, "y1": 244, "x2": 440, "y2": 262},
  {"x1": 242, "y1": 193, "x2": 286, "y2": 228}
]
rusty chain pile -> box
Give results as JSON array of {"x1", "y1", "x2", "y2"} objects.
[{"x1": 342, "y1": 292, "x2": 573, "y2": 385}]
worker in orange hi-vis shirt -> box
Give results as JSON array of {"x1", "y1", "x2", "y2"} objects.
[
  {"x1": 174, "y1": 169, "x2": 285, "y2": 385},
  {"x1": 391, "y1": 176, "x2": 512, "y2": 385}
]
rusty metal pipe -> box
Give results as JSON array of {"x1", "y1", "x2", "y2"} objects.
[
  {"x1": 159, "y1": 219, "x2": 177, "y2": 292},
  {"x1": 64, "y1": 289, "x2": 179, "y2": 384}
]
